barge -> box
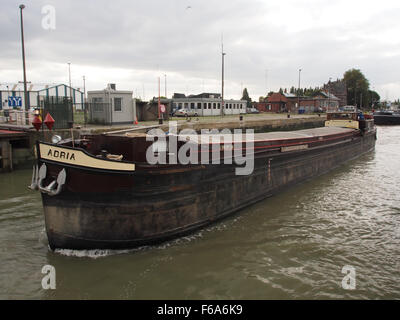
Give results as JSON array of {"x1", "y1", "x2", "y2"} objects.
[
  {"x1": 373, "y1": 110, "x2": 400, "y2": 125},
  {"x1": 30, "y1": 112, "x2": 376, "y2": 250}
]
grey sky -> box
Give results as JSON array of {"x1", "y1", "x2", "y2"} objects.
[{"x1": 1, "y1": 0, "x2": 399, "y2": 100}]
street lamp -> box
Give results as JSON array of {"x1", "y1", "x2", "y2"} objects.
[
  {"x1": 164, "y1": 74, "x2": 167, "y2": 98},
  {"x1": 83, "y1": 75, "x2": 86, "y2": 126},
  {"x1": 19, "y1": 4, "x2": 29, "y2": 114},
  {"x1": 297, "y1": 68, "x2": 302, "y2": 110},
  {"x1": 83, "y1": 75, "x2": 86, "y2": 101},
  {"x1": 67, "y1": 62, "x2": 72, "y2": 100},
  {"x1": 158, "y1": 76, "x2": 162, "y2": 124},
  {"x1": 221, "y1": 48, "x2": 226, "y2": 117},
  {"x1": 328, "y1": 77, "x2": 332, "y2": 112}
]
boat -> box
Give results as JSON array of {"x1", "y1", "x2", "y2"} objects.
[
  {"x1": 30, "y1": 112, "x2": 376, "y2": 250},
  {"x1": 373, "y1": 110, "x2": 400, "y2": 125}
]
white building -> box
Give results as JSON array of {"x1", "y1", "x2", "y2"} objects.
[
  {"x1": 172, "y1": 93, "x2": 247, "y2": 116},
  {"x1": 0, "y1": 83, "x2": 84, "y2": 110},
  {"x1": 87, "y1": 84, "x2": 135, "y2": 125}
]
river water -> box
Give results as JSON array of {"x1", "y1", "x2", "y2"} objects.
[{"x1": 0, "y1": 126, "x2": 399, "y2": 300}]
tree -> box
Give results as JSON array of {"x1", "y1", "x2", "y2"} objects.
[
  {"x1": 241, "y1": 88, "x2": 252, "y2": 107},
  {"x1": 343, "y1": 69, "x2": 370, "y2": 108},
  {"x1": 369, "y1": 90, "x2": 380, "y2": 109}
]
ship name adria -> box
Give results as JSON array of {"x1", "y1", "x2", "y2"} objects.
[{"x1": 47, "y1": 149, "x2": 76, "y2": 161}]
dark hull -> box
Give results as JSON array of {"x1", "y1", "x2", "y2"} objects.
[
  {"x1": 40, "y1": 129, "x2": 376, "y2": 250},
  {"x1": 373, "y1": 115, "x2": 400, "y2": 125}
]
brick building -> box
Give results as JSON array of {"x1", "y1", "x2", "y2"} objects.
[
  {"x1": 323, "y1": 79, "x2": 347, "y2": 107},
  {"x1": 254, "y1": 91, "x2": 339, "y2": 113}
]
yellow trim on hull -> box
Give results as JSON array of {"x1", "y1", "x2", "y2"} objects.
[
  {"x1": 39, "y1": 143, "x2": 135, "y2": 172},
  {"x1": 325, "y1": 120, "x2": 359, "y2": 130}
]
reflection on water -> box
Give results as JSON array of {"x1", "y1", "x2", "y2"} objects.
[{"x1": 0, "y1": 126, "x2": 399, "y2": 299}]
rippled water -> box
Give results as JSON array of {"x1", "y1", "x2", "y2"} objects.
[{"x1": 0, "y1": 126, "x2": 399, "y2": 299}]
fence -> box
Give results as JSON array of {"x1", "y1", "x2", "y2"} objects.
[
  {"x1": 40, "y1": 96, "x2": 73, "y2": 129},
  {"x1": 84, "y1": 102, "x2": 112, "y2": 125},
  {"x1": 0, "y1": 109, "x2": 34, "y2": 125},
  {"x1": 0, "y1": 100, "x2": 115, "y2": 127}
]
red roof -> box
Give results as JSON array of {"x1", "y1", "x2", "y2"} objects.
[{"x1": 267, "y1": 93, "x2": 288, "y2": 103}]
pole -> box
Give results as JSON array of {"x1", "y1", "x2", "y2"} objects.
[
  {"x1": 19, "y1": 4, "x2": 29, "y2": 121},
  {"x1": 297, "y1": 68, "x2": 302, "y2": 110},
  {"x1": 158, "y1": 76, "x2": 161, "y2": 120},
  {"x1": 221, "y1": 38, "x2": 226, "y2": 117},
  {"x1": 164, "y1": 74, "x2": 167, "y2": 98},
  {"x1": 83, "y1": 75, "x2": 86, "y2": 100},
  {"x1": 83, "y1": 76, "x2": 86, "y2": 97},
  {"x1": 68, "y1": 62, "x2": 72, "y2": 99},
  {"x1": 328, "y1": 77, "x2": 331, "y2": 112},
  {"x1": 6, "y1": 85, "x2": 10, "y2": 109},
  {"x1": 83, "y1": 75, "x2": 86, "y2": 126}
]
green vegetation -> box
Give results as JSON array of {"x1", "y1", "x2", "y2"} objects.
[
  {"x1": 241, "y1": 88, "x2": 252, "y2": 107},
  {"x1": 259, "y1": 86, "x2": 324, "y2": 102},
  {"x1": 73, "y1": 110, "x2": 85, "y2": 125},
  {"x1": 343, "y1": 68, "x2": 380, "y2": 109}
]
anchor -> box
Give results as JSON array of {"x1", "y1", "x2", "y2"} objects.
[
  {"x1": 29, "y1": 165, "x2": 39, "y2": 190},
  {"x1": 29, "y1": 163, "x2": 66, "y2": 196}
]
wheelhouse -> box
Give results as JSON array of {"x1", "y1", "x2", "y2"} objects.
[{"x1": 325, "y1": 112, "x2": 360, "y2": 129}]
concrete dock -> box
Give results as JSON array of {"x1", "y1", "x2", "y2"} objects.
[{"x1": 0, "y1": 129, "x2": 29, "y2": 172}]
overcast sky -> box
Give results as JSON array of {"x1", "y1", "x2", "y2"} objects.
[{"x1": 1, "y1": 0, "x2": 400, "y2": 100}]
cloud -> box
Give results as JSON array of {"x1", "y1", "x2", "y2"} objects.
[{"x1": 1, "y1": 0, "x2": 400, "y2": 100}]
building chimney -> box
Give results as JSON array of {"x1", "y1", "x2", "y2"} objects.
[{"x1": 108, "y1": 83, "x2": 116, "y2": 90}]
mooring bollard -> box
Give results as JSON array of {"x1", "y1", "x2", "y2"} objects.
[{"x1": 239, "y1": 115, "x2": 243, "y2": 121}]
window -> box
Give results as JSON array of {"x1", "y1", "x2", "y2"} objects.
[
  {"x1": 217, "y1": 103, "x2": 220, "y2": 109},
  {"x1": 114, "y1": 97, "x2": 122, "y2": 112},
  {"x1": 94, "y1": 104, "x2": 103, "y2": 112},
  {"x1": 184, "y1": 102, "x2": 188, "y2": 108},
  {"x1": 191, "y1": 102, "x2": 195, "y2": 109},
  {"x1": 179, "y1": 103, "x2": 182, "y2": 108},
  {"x1": 197, "y1": 102, "x2": 202, "y2": 109},
  {"x1": 208, "y1": 103, "x2": 211, "y2": 109},
  {"x1": 92, "y1": 97, "x2": 103, "y2": 112},
  {"x1": 213, "y1": 103, "x2": 216, "y2": 109}
]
